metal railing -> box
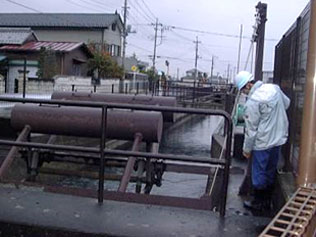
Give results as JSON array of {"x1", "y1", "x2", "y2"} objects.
[
  {"x1": 260, "y1": 186, "x2": 316, "y2": 237},
  {"x1": 0, "y1": 96, "x2": 233, "y2": 217}
]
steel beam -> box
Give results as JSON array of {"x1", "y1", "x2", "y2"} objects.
[
  {"x1": 0, "y1": 125, "x2": 31, "y2": 180},
  {"x1": 51, "y1": 92, "x2": 176, "y2": 122},
  {"x1": 118, "y1": 133, "x2": 143, "y2": 192},
  {"x1": 297, "y1": 0, "x2": 316, "y2": 186},
  {"x1": 11, "y1": 105, "x2": 163, "y2": 143}
]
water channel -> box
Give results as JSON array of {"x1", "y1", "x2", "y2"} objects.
[{"x1": 60, "y1": 115, "x2": 222, "y2": 198}]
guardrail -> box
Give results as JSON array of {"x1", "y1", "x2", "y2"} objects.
[{"x1": 0, "y1": 96, "x2": 232, "y2": 217}]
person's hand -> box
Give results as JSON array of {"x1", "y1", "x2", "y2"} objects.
[{"x1": 243, "y1": 151, "x2": 251, "y2": 159}]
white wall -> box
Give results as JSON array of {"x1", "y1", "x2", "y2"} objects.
[
  {"x1": 103, "y1": 27, "x2": 122, "y2": 47},
  {"x1": 34, "y1": 29, "x2": 104, "y2": 44},
  {"x1": 7, "y1": 65, "x2": 38, "y2": 93}
]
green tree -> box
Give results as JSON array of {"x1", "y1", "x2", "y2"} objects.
[
  {"x1": 144, "y1": 68, "x2": 158, "y2": 91},
  {"x1": 37, "y1": 47, "x2": 57, "y2": 79},
  {"x1": 87, "y1": 43, "x2": 124, "y2": 79}
]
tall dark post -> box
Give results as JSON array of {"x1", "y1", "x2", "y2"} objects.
[
  {"x1": 254, "y1": 2, "x2": 267, "y2": 81},
  {"x1": 297, "y1": 0, "x2": 316, "y2": 186},
  {"x1": 23, "y1": 57, "x2": 27, "y2": 98},
  {"x1": 152, "y1": 18, "x2": 159, "y2": 72},
  {"x1": 120, "y1": 0, "x2": 128, "y2": 93}
]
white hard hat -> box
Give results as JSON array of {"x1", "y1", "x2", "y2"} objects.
[{"x1": 234, "y1": 71, "x2": 254, "y2": 90}]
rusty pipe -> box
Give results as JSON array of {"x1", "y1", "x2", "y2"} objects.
[
  {"x1": 118, "y1": 133, "x2": 143, "y2": 192},
  {"x1": 297, "y1": 0, "x2": 316, "y2": 186},
  {"x1": 11, "y1": 105, "x2": 163, "y2": 143},
  {"x1": 0, "y1": 125, "x2": 31, "y2": 180},
  {"x1": 51, "y1": 92, "x2": 176, "y2": 122}
]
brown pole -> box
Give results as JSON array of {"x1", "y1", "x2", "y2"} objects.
[
  {"x1": 118, "y1": 133, "x2": 143, "y2": 192},
  {"x1": 0, "y1": 125, "x2": 31, "y2": 180},
  {"x1": 297, "y1": 0, "x2": 316, "y2": 186}
]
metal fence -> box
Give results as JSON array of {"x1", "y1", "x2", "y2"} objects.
[
  {"x1": 273, "y1": 2, "x2": 310, "y2": 174},
  {"x1": 0, "y1": 96, "x2": 233, "y2": 217},
  {"x1": 0, "y1": 75, "x2": 235, "y2": 111}
]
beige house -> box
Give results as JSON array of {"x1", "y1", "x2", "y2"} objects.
[{"x1": 0, "y1": 13, "x2": 123, "y2": 58}]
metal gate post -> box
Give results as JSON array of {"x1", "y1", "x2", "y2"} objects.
[
  {"x1": 297, "y1": 0, "x2": 316, "y2": 186},
  {"x1": 98, "y1": 105, "x2": 108, "y2": 203}
]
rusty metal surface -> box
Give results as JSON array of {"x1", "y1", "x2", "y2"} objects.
[
  {"x1": 11, "y1": 104, "x2": 163, "y2": 143},
  {"x1": 297, "y1": 0, "x2": 316, "y2": 186},
  {"x1": 0, "y1": 140, "x2": 226, "y2": 166},
  {"x1": 259, "y1": 186, "x2": 316, "y2": 237},
  {"x1": 44, "y1": 185, "x2": 214, "y2": 211},
  {"x1": 118, "y1": 133, "x2": 143, "y2": 192},
  {"x1": 0, "y1": 96, "x2": 233, "y2": 216},
  {"x1": 51, "y1": 92, "x2": 177, "y2": 122},
  {"x1": 0, "y1": 125, "x2": 31, "y2": 180},
  {"x1": 0, "y1": 41, "x2": 84, "y2": 52}
]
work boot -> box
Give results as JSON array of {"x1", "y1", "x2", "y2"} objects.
[
  {"x1": 243, "y1": 189, "x2": 265, "y2": 211},
  {"x1": 263, "y1": 185, "x2": 274, "y2": 210}
]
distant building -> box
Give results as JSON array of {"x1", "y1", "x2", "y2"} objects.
[
  {"x1": 120, "y1": 55, "x2": 149, "y2": 73},
  {"x1": 0, "y1": 27, "x2": 38, "y2": 46},
  {"x1": 262, "y1": 70, "x2": 273, "y2": 83},
  {"x1": 0, "y1": 13, "x2": 123, "y2": 58},
  {"x1": 0, "y1": 41, "x2": 92, "y2": 93},
  {"x1": 181, "y1": 69, "x2": 205, "y2": 83}
]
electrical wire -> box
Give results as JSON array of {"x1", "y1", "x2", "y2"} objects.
[
  {"x1": 169, "y1": 25, "x2": 278, "y2": 42},
  {"x1": 134, "y1": 0, "x2": 156, "y2": 22},
  {"x1": 140, "y1": 0, "x2": 157, "y2": 20},
  {"x1": 77, "y1": 0, "x2": 115, "y2": 12},
  {"x1": 66, "y1": 0, "x2": 104, "y2": 13},
  {"x1": 129, "y1": 1, "x2": 154, "y2": 24}
]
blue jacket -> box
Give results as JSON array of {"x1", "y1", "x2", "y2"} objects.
[{"x1": 243, "y1": 81, "x2": 290, "y2": 153}]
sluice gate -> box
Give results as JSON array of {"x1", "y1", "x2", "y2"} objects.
[{"x1": 0, "y1": 96, "x2": 232, "y2": 218}]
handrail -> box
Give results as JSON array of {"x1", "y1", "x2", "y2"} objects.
[{"x1": 0, "y1": 96, "x2": 232, "y2": 217}]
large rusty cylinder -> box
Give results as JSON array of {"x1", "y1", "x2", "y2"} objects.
[
  {"x1": 11, "y1": 105, "x2": 163, "y2": 143},
  {"x1": 51, "y1": 92, "x2": 176, "y2": 122}
]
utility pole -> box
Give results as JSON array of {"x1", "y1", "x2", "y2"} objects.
[
  {"x1": 193, "y1": 36, "x2": 201, "y2": 82},
  {"x1": 152, "y1": 18, "x2": 159, "y2": 72},
  {"x1": 210, "y1": 55, "x2": 214, "y2": 80},
  {"x1": 177, "y1": 68, "x2": 179, "y2": 81},
  {"x1": 120, "y1": 0, "x2": 128, "y2": 92},
  {"x1": 227, "y1": 64, "x2": 230, "y2": 83},
  {"x1": 237, "y1": 24, "x2": 243, "y2": 73},
  {"x1": 254, "y1": 2, "x2": 267, "y2": 81}
]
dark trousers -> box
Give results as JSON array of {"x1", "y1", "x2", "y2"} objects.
[{"x1": 252, "y1": 146, "x2": 280, "y2": 190}]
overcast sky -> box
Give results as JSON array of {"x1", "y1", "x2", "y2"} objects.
[{"x1": 0, "y1": 0, "x2": 310, "y2": 78}]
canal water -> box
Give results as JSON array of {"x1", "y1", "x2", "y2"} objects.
[{"x1": 60, "y1": 115, "x2": 223, "y2": 198}]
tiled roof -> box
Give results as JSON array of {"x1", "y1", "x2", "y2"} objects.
[
  {"x1": 0, "y1": 13, "x2": 122, "y2": 29},
  {"x1": 0, "y1": 41, "x2": 85, "y2": 52},
  {"x1": 0, "y1": 27, "x2": 37, "y2": 45}
]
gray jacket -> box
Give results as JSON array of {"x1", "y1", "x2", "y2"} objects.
[{"x1": 243, "y1": 81, "x2": 290, "y2": 153}]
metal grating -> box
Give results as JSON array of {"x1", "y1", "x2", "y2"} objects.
[{"x1": 260, "y1": 186, "x2": 316, "y2": 237}]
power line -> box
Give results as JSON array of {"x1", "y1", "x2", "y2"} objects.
[
  {"x1": 129, "y1": 1, "x2": 153, "y2": 24},
  {"x1": 140, "y1": 0, "x2": 157, "y2": 20},
  {"x1": 134, "y1": 0, "x2": 155, "y2": 22},
  {"x1": 169, "y1": 25, "x2": 278, "y2": 42},
  {"x1": 128, "y1": 43, "x2": 152, "y2": 53},
  {"x1": 5, "y1": 0, "x2": 116, "y2": 31},
  {"x1": 77, "y1": 0, "x2": 114, "y2": 11},
  {"x1": 66, "y1": 0, "x2": 103, "y2": 13},
  {"x1": 85, "y1": 0, "x2": 119, "y2": 11},
  {"x1": 5, "y1": 0, "x2": 41, "y2": 13}
]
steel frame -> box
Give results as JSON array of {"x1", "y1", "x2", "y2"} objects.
[
  {"x1": 260, "y1": 186, "x2": 316, "y2": 237},
  {"x1": 0, "y1": 96, "x2": 232, "y2": 217}
]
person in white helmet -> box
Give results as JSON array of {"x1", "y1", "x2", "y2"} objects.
[{"x1": 234, "y1": 71, "x2": 290, "y2": 211}]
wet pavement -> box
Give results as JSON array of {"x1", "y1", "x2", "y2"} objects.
[{"x1": 0, "y1": 115, "x2": 273, "y2": 236}]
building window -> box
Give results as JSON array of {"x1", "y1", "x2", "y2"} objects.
[
  {"x1": 72, "y1": 63, "x2": 81, "y2": 76},
  {"x1": 112, "y1": 23, "x2": 116, "y2": 31}
]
